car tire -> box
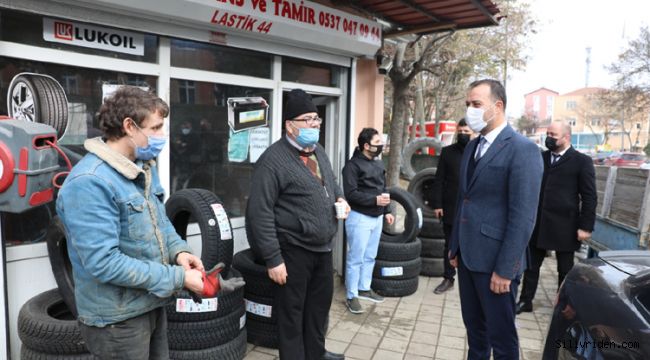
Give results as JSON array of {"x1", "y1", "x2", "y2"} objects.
[
  {"x1": 407, "y1": 168, "x2": 438, "y2": 218},
  {"x1": 380, "y1": 187, "x2": 421, "y2": 243},
  {"x1": 376, "y1": 237, "x2": 422, "y2": 262},
  {"x1": 233, "y1": 249, "x2": 274, "y2": 297},
  {"x1": 246, "y1": 318, "x2": 279, "y2": 349},
  {"x1": 420, "y1": 257, "x2": 445, "y2": 277},
  {"x1": 401, "y1": 137, "x2": 442, "y2": 180},
  {"x1": 165, "y1": 269, "x2": 244, "y2": 323},
  {"x1": 18, "y1": 289, "x2": 87, "y2": 355},
  {"x1": 20, "y1": 346, "x2": 93, "y2": 360},
  {"x1": 167, "y1": 304, "x2": 245, "y2": 350},
  {"x1": 166, "y1": 189, "x2": 234, "y2": 271},
  {"x1": 169, "y1": 329, "x2": 247, "y2": 360},
  {"x1": 8, "y1": 73, "x2": 69, "y2": 139},
  {"x1": 46, "y1": 217, "x2": 77, "y2": 318},
  {"x1": 372, "y1": 258, "x2": 422, "y2": 280},
  {"x1": 420, "y1": 237, "x2": 445, "y2": 258},
  {"x1": 371, "y1": 276, "x2": 419, "y2": 297},
  {"x1": 419, "y1": 217, "x2": 444, "y2": 238}
]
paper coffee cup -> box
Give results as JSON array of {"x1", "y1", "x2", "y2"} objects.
[{"x1": 334, "y1": 202, "x2": 346, "y2": 219}]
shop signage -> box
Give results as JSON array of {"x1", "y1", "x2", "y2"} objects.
[
  {"x1": 43, "y1": 18, "x2": 145, "y2": 56},
  {"x1": 70, "y1": 0, "x2": 382, "y2": 56}
]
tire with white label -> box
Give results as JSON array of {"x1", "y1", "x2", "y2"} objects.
[
  {"x1": 46, "y1": 216, "x2": 78, "y2": 318},
  {"x1": 380, "y1": 187, "x2": 421, "y2": 243},
  {"x1": 165, "y1": 268, "x2": 244, "y2": 322},
  {"x1": 401, "y1": 137, "x2": 442, "y2": 180},
  {"x1": 371, "y1": 276, "x2": 419, "y2": 297},
  {"x1": 232, "y1": 249, "x2": 274, "y2": 297},
  {"x1": 372, "y1": 258, "x2": 422, "y2": 280},
  {"x1": 246, "y1": 318, "x2": 279, "y2": 349},
  {"x1": 166, "y1": 188, "x2": 234, "y2": 272},
  {"x1": 420, "y1": 237, "x2": 445, "y2": 258},
  {"x1": 18, "y1": 289, "x2": 87, "y2": 355},
  {"x1": 167, "y1": 304, "x2": 245, "y2": 350},
  {"x1": 244, "y1": 292, "x2": 276, "y2": 324},
  {"x1": 420, "y1": 257, "x2": 445, "y2": 277},
  {"x1": 8, "y1": 73, "x2": 69, "y2": 139},
  {"x1": 407, "y1": 168, "x2": 437, "y2": 218},
  {"x1": 419, "y1": 217, "x2": 444, "y2": 238},
  {"x1": 376, "y1": 237, "x2": 421, "y2": 262},
  {"x1": 169, "y1": 329, "x2": 247, "y2": 360}
]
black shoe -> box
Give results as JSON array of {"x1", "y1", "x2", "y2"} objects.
[
  {"x1": 515, "y1": 301, "x2": 533, "y2": 315},
  {"x1": 433, "y1": 278, "x2": 454, "y2": 294},
  {"x1": 322, "y1": 351, "x2": 345, "y2": 360}
]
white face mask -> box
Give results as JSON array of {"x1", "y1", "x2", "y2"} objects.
[{"x1": 465, "y1": 104, "x2": 496, "y2": 133}]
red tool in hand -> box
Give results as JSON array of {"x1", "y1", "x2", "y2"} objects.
[{"x1": 189, "y1": 262, "x2": 245, "y2": 304}]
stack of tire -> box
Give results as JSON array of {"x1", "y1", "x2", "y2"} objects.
[
  {"x1": 164, "y1": 189, "x2": 246, "y2": 359},
  {"x1": 232, "y1": 249, "x2": 278, "y2": 349},
  {"x1": 371, "y1": 187, "x2": 422, "y2": 297},
  {"x1": 408, "y1": 169, "x2": 446, "y2": 277},
  {"x1": 22, "y1": 188, "x2": 245, "y2": 359}
]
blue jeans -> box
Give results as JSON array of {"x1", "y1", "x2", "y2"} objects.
[{"x1": 345, "y1": 210, "x2": 383, "y2": 299}]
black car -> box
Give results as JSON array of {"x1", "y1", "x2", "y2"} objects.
[{"x1": 543, "y1": 251, "x2": 650, "y2": 359}]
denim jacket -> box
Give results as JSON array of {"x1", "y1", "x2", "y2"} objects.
[{"x1": 56, "y1": 137, "x2": 192, "y2": 327}]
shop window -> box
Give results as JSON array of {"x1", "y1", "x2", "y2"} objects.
[
  {"x1": 170, "y1": 39, "x2": 272, "y2": 78},
  {"x1": 0, "y1": 9, "x2": 158, "y2": 63},
  {"x1": 179, "y1": 80, "x2": 196, "y2": 104},
  {"x1": 169, "y1": 79, "x2": 272, "y2": 218},
  {"x1": 0, "y1": 56, "x2": 158, "y2": 246},
  {"x1": 282, "y1": 57, "x2": 341, "y2": 87}
]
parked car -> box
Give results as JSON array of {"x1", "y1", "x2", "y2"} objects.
[
  {"x1": 604, "y1": 152, "x2": 645, "y2": 167},
  {"x1": 543, "y1": 250, "x2": 650, "y2": 359},
  {"x1": 640, "y1": 160, "x2": 650, "y2": 170}
]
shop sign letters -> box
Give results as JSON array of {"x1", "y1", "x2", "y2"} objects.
[{"x1": 43, "y1": 18, "x2": 145, "y2": 56}]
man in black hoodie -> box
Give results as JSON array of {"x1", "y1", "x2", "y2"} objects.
[
  {"x1": 342, "y1": 128, "x2": 395, "y2": 314},
  {"x1": 431, "y1": 119, "x2": 474, "y2": 294}
]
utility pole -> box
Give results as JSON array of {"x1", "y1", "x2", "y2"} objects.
[{"x1": 585, "y1": 47, "x2": 592, "y2": 88}]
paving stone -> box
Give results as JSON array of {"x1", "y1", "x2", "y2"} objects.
[
  {"x1": 328, "y1": 328, "x2": 358, "y2": 342},
  {"x1": 243, "y1": 350, "x2": 277, "y2": 360},
  {"x1": 254, "y1": 347, "x2": 278, "y2": 356},
  {"x1": 437, "y1": 335, "x2": 466, "y2": 350},
  {"x1": 373, "y1": 349, "x2": 405, "y2": 360},
  {"x1": 439, "y1": 325, "x2": 466, "y2": 338},
  {"x1": 434, "y1": 346, "x2": 465, "y2": 360},
  {"x1": 326, "y1": 339, "x2": 350, "y2": 354},
  {"x1": 352, "y1": 333, "x2": 382, "y2": 348},
  {"x1": 519, "y1": 337, "x2": 543, "y2": 351},
  {"x1": 379, "y1": 337, "x2": 409, "y2": 353},
  {"x1": 345, "y1": 344, "x2": 375, "y2": 360},
  {"x1": 414, "y1": 321, "x2": 440, "y2": 334},
  {"x1": 406, "y1": 341, "x2": 435, "y2": 357},
  {"x1": 404, "y1": 354, "x2": 433, "y2": 360},
  {"x1": 384, "y1": 326, "x2": 412, "y2": 342},
  {"x1": 410, "y1": 330, "x2": 439, "y2": 345}
]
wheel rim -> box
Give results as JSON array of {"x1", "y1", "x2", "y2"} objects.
[{"x1": 10, "y1": 81, "x2": 36, "y2": 122}]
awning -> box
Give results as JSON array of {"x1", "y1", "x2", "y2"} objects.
[{"x1": 343, "y1": 0, "x2": 501, "y2": 38}]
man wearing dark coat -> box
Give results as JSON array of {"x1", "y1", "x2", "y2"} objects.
[{"x1": 516, "y1": 120, "x2": 597, "y2": 314}]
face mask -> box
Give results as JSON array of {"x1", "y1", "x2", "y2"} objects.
[
  {"x1": 457, "y1": 134, "x2": 470, "y2": 147},
  {"x1": 465, "y1": 104, "x2": 496, "y2": 133},
  {"x1": 295, "y1": 127, "x2": 320, "y2": 148},
  {"x1": 131, "y1": 121, "x2": 167, "y2": 160},
  {"x1": 545, "y1": 136, "x2": 559, "y2": 151},
  {"x1": 367, "y1": 144, "x2": 383, "y2": 157},
  {"x1": 181, "y1": 128, "x2": 191, "y2": 135}
]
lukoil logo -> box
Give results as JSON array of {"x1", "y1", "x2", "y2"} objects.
[{"x1": 43, "y1": 18, "x2": 144, "y2": 56}]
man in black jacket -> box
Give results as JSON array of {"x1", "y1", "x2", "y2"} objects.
[
  {"x1": 431, "y1": 119, "x2": 474, "y2": 294},
  {"x1": 342, "y1": 128, "x2": 395, "y2": 314},
  {"x1": 246, "y1": 89, "x2": 349, "y2": 360},
  {"x1": 515, "y1": 120, "x2": 597, "y2": 314}
]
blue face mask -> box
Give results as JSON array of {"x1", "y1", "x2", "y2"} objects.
[
  {"x1": 132, "y1": 121, "x2": 167, "y2": 160},
  {"x1": 295, "y1": 128, "x2": 320, "y2": 148}
]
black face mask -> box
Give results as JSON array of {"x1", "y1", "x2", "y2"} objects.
[
  {"x1": 457, "y1": 134, "x2": 470, "y2": 147},
  {"x1": 367, "y1": 144, "x2": 383, "y2": 157},
  {"x1": 545, "y1": 137, "x2": 559, "y2": 151}
]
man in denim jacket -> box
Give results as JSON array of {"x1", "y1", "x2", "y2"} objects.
[{"x1": 56, "y1": 86, "x2": 204, "y2": 359}]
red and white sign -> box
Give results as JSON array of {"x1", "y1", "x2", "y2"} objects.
[
  {"x1": 69, "y1": 0, "x2": 382, "y2": 56},
  {"x1": 43, "y1": 18, "x2": 145, "y2": 56}
]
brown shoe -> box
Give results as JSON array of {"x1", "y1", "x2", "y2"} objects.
[{"x1": 433, "y1": 278, "x2": 454, "y2": 294}]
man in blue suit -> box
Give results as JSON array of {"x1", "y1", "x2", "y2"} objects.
[{"x1": 448, "y1": 79, "x2": 543, "y2": 359}]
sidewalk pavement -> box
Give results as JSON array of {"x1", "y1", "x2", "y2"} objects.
[{"x1": 244, "y1": 256, "x2": 559, "y2": 360}]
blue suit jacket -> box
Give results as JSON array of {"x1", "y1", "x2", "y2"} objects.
[{"x1": 449, "y1": 125, "x2": 543, "y2": 280}]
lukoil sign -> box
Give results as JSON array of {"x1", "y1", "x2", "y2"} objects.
[{"x1": 43, "y1": 18, "x2": 145, "y2": 56}]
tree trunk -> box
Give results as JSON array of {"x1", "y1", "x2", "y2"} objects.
[
  {"x1": 414, "y1": 42, "x2": 427, "y2": 139},
  {"x1": 387, "y1": 80, "x2": 409, "y2": 187}
]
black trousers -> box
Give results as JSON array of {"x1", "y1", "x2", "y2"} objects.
[
  {"x1": 274, "y1": 243, "x2": 333, "y2": 360},
  {"x1": 442, "y1": 223, "x2": 456, "y2": 280},
  {"x1": 519, "y1": 246, "x2": 575, "y2": 303},
  {"x1": 458, "y1": 255, "x2": 520, "y2": 359}
]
